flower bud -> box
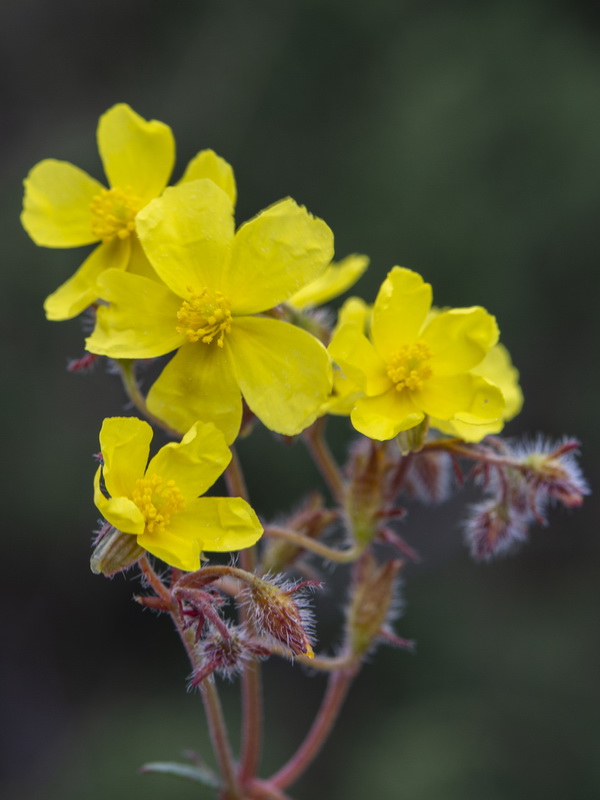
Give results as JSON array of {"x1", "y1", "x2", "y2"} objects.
[
  {"x1": 346, "y1": 554, "x2": 403, "y2": 658},
  {"x1": 396, "y1": 417, "x2": 430, "y2": 455},
  {"x1": 403, "y1": 449, "x2": 454, "y2": 504},
  {"x1": 464, "y1": 498, "x2": 529, "y2": 562},
  {"x1": 243, "y1": 576, "x2": 316, "y2": 658},
  {"x1": 345, "y1": 439, "x2": 390, "y2": 547},
  {"x1": 90, "y1": 524, "x2": 144, "y2": 576},
  {"x1": 191, "y1": 624, "x2": 270, "y2": 685},
  {"x1": 515, "y1": 438, "x2": 589, "y2": 511}
]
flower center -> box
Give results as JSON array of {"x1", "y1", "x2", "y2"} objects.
[
  {"x1": 387, "y1": 341, "x2": 433, "y2": 392},
  {"x1": 132, "y1": 474, "x2": 185, "y2": 534},
  {"x1": 90, "y1": 186, "x2": 143, "y2": 243},
  {"x1": 177, "y1": 288, "x2": 233, "y2": 347}
]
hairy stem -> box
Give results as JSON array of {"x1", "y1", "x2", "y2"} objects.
[
  {"x1": 264, "y1": 525, "x2": 362, "y2": 564},
  {"x1": 223, "y1": 447, "x2": 263, "y2": 786},
  {"x1": 303, "y1": 418, "x2": 345, "y2": 504}
]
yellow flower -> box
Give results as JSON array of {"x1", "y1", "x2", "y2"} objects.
[
  {"x1": 328, "y1": 267, "x2": 505, "y2": 440},
  {"x1": 21, "y1": 103, "x2": 236, "y2": 321},
  {"x1": 431, "y1": 342, "x2": 523, "y2": 441},
  {"x1": 86, "y1": 179, "x2": 334, "y2": 443},
  {"x1": 286, "y1": 254, "x2": 369, "y2": 310},
  {"x1": 321, "y1": 297, "x2": 371, "y2": 416},
  {"x1": 93, "y1": 417, "x2": 262, "y2": 571}
]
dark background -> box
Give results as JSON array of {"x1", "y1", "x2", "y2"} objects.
[{"x1": 2, "y1": 1, "x2": 599, "y2": 798}]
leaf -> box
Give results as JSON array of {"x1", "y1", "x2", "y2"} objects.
[{"x1": 140, "y1": 760, "x2": 220, "y2": 788}]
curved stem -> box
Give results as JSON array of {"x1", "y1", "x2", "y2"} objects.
[
  {"x1": 270, "y1": 667, "x2": 357, "y2": 790},
  {"x1": 248, "y1": 779, "x2": 293, "y2": 800},
  {"x1": 138, "y1": 555, "x2": 172, "y2": 606},
  {"x1": 224, "y1": 444, "x2": 250, "y2": 502},
  {"x1": 173, "y1": 613, "x2": 242, "y2": 799},
  {"x1": 264, "y1": 525, "x2": 362, "y2": 564},
  {"x1": 423, "y1": 438, "x2": 529, "y2": 471},
  {"x1": 303, "y1": 418, "x2": 345, "y2": 504},
  {"x1": 222, "y1": 447, "x2": 263, "y2": 785},
  {"x1": 117, "y1": 359, "x2": 181, "y2": 439},
  {"x1": 267, "y1": 642, "x2": 356, "y2": 672}
]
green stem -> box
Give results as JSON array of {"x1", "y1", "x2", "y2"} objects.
[{"x1": 264, "y1": 525, "x2": 362, "y2": 564}]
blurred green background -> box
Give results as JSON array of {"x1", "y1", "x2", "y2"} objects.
[{"x1": 2, "y1": 0, "x2": 599, "y2": 798}]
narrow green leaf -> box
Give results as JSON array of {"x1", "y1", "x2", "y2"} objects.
[{"x1": 140, "y1": 761, "x2": 220, "y2": 788}]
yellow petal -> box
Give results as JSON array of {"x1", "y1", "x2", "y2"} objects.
[
  {"x1": 167, "y1": 497, "x2": 263, "y2": 553},
  {"x1": 321, "y1": 369, "x2": 364, "y2": 417},
  {"x1": 146, "y1": 343, "x2": 243, "y2": 444},
  {"x1": 418, "y1": 374, "x2": 505, "y2": 421},
  {"x1": 229, "y1": 316, "x2": 332, "y2": 436},
  {"x1": 136, "y1": 526, "x2": 201, "y2": 572},
  {"x1": 423, "y1": 307, "x2": 499, "y2": 376},
  {"x1": 86, "y1": 270, "x2": 184, "y2": 358},
  {"x1": 99, "y1": 416, "x2": 153, "y2": 498},
  {"x1": 336, "y1": 296, "x2": 371, "y2": 332},
  {"x1": 97, "y1": 103, "x2": 175, "y2": 202},
  {"x1": 127, "y1": 233, "x2": 161, "y2": 281},
  {"x1": 94, "y1": 468, "x2": 145, "y2": 534},
  {"x1": 226, "y1": 198, "x2": 334, "y2": 315},
  {"x1": 178, "y1": 149, "x2": 237, "y2": 206},
  {"x1": 147, "y1": 421, "x2": 232, "y2": 501},
  {"x1": 371, "y1": 267, "x2": 432, "y2": 359},
  {"x1": 21, "y1": 159, "x2": 103, "y2": 247},
  {"x1": 432, "y1": 416, "x2": 505, "y2": 443},
  {"x1": 44, "y1": 238, "x2": 130, "y2": 321},
  {"x1": 135, "y1": 180, "x2": 234, "y2": 298},
  {"x1": 472, "y1": 343, "x2": 523, "y2": 421},
  {"x1": 351, "y1": 390, "x2": 424, "y2": 440},
  {"x1": 287, "y1": 254, "x2": 369, "y2": 310},
  {"x1": 328, "y1": 322, "x2": 391, "y2": 395}
]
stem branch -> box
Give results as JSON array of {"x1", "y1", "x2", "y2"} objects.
[
  {"x1": 270, "y1": 667, "x2": 357, "y2": 790},
  {"x1": 303, "y1": 418, "x2": 345, "y2": 504}
]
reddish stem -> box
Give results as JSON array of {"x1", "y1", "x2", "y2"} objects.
[{"x1": 270, "y1": 667, "x2": 357, "y2": 790}]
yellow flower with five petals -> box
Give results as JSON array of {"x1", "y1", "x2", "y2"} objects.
[
  {"x1": 328, "y1": 267, "x2": 505, "y2": 440},
  {"x1": 21, "y1": 103, "x2": 236, "y2": 321},
  {"x1": 86, "y1": 179, "x2": 334, "y2": 443},
  {"x1": 94, "y1": 417, "x2": 263, "y2": 571}
]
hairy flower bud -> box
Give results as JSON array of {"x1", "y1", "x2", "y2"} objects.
[
  {"x1": 402, "y1": 449, "x2": 454, "y2": 504},
  {"x1": 242, "y1": 575, "x2": 317, "y2": 658},
  {"x1": 346, "y1": 554, "x2": 404, "y2": 658},
  {"x1": 90, "y1": 523, "x2": 144, "y2": 576},
  {"x1": 464, "y1": 498, "x2": 529, "y2": 562},
  {"x1": 191, "y1": 624, "x2": 269, "y2": 685},
  {"x1": 514, "y1": 438, "x2": 589, "y2": 512},
  {"x1": 345, "y1": 439, "x2": 392, "y2": 547}
]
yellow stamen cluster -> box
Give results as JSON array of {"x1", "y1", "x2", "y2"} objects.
[
  {"x1": 387, "y1": 341, "x2": 433, "y2": 392},
  {"x1": 90, "y1": 186, "x2": 143, "y2": 242},
  {"x1": 177, "y1": 288, "x2": 233, "y2": 346},
  {"x1": 132, "y1": 474, "x2": 185, "y2": 534}
]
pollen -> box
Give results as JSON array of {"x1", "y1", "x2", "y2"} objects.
[
  {"x1": 132, "y1": 474, "x2": 185, "y2": 534},
  {"x1": 90, "y1": 186, "x2": 143, "y2": 243},
  {"x1": 177, "y1": 288, "x2": 233, "y2": 347},
  {"x1": 387, "y1": 341, "x2": 433, "y2": 392}
]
